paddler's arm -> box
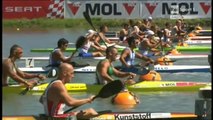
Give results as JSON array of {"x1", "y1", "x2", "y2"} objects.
[
  {"x1": 54, "y1": 50, "x2": 73, "y2": 63},
  {"x1": 135, "y1": 52, "x2": 154, "y2": 64},
  {"x1": 145, "y1": 39, "x2": 160, "y2": 48},
  {"x1": 119, "y1": 49, "x2": 131, "y2": 68},
  {"x1": 153, "y1": 40, "x2": 162, "y2": 49},
  {"x1": 56, "y1": 82, "x2": 93, "y2": 106},
  {"x1": 91, "y1": 43, "x2": 106, "y2": 52},
  {"x1": 98, "y1": 32, "x2": 113, "y2": 44},
  {"x1": 104, "y1": 36, "x2": 113, "y2": 44},
  {"x1": 5, "y1": 63, "x2": 32, "y2": 87},
  {"x1": 113, "y1": 67, "x2": 136, "y2": 79},
  {"x1": 17, "y1": 68, "x2": 46, "y2": 80},
  {"x1": 94, "y1": 36, "x2": 102, "y2": 47}
]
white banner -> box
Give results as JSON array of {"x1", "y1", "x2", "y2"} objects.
[
  {"x1": 64, "y1": 0, "x2": 211, "y2": 19},
  {"x1": 140, "y1": 0, "x2": 212, "y2": 19}
]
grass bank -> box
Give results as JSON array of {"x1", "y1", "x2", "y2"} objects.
[{"x1": 3, "y1": 18, "x2": 212, "y2": 30}]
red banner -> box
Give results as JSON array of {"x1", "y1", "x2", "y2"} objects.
[{"x1": 3, "y1": 0, "x2": 64, "y2": 19}]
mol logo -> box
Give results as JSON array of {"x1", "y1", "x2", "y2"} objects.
[
  {"x1": 200, "y1": 2, "x2": 211, "y2": 14},
  {"x1": 123, "y1": 3, "x2": 136, "y2": 15},
  {"x1": 145, "y1": 3, "x2": 158, "y2": 14},
  {"x1": 85, "y1": 3, "x2": 122, "y2": 15},
  {"x1": 162, "y1": 2, "x2": 198, "y2": 15},
  {"x1": 67, "y1": 1, "x2": 81, "y2": 15},
  {"x1": 161, "y1": 83, "x2": 176, "y2": 87}
]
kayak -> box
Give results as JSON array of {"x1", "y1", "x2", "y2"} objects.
[
  {"x1": 91, "y1": 112, "x2": 198, "y2": 120},
  {"x1": 3, "y1": 81, "x2": 211, "y2": 93},
  {"x1": 184, "y1": 40, "x2": 211, "y2": 45},
  {"x1": 19, "y1": 54, "x2": 208, "y2": 63},
  {"x1": 107, "y1": 30, "x2": 211, "y2": 37},
  {"x1": 188, "y1": 36, "x2": 211, "y2": 40},
  {"x1": 195, "y1": 32, "x2": 211, "y2": 36},
  {"x1": 2, "y1": 112, "x2": 198, "y2": 120},
  {"x1": 15, "y1": 54, "x2": 208, "y2": 68},
  {"x1": 30, "y1": 45, "x2": 211, "y2": 53},
  {"x1": 19, "y1": 65, "x2": 210, "y2": 73}
]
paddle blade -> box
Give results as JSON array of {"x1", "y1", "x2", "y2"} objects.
[
  {"x1": 64, "y1": 81, "x2": 123, "y2": 114},
  {"x1": 19, "y1": 80, "x2": 41, "y2": 95},
  {"x1": 83, "y1": 11, "x2": 108, "y2": 47},
  {"x1": 19, "y1": 87, "x2": 30, "y2": 95},
  {"x1": 83, "y1": 11, "x2": 95, "y2": 30},
  {"x1": 93, "y1": 80, "x2": 124, "y2": 100}
]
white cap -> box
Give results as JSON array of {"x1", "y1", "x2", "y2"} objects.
[
  {"x1": 85, "y1": 29, "x2": 97, "y2": 37},
  {"x1": 145, "y1": 30, "x2": 155, "y2": 36},
  {"x1": 148, "y1": 16, "x2": 152, "y2": 20}
]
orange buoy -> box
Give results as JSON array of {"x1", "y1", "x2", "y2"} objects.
[
  {"x1": 167, "y1": 49, "x2": 181, "y2": 55},
  {"x1": 139, "y1": 70, "x2": 162, "y2": 81},
  {"x1": 157, "y1": 57, "x2": 173, "y2": 65},
  {"x1": 112, "y1": 90, "x2": 139, "y2": 105},
  {"x1": 188, "y1": 33, "x2": 195, "y2": 37}
]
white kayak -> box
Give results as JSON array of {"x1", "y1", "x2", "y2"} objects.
[
  {"x1": 18, "y1": 54, "x2": 208, "y2": 67},
  {"x1": 184, "y1": 40, "x2": 211, "y2": 45},
  {"x1": 100, "y1": 43, "x2": 126, "y2": 49},
  {"x1": 189, "y1": 36, "x2": 211, "y2": 40},
  {"x1": 164, "y1": 54, "x2": 208, "y2": 59},
  {"x1": 108, "y1": 36, "x2": 212, "y2": 42},
  {"x1": 20, "y1": 54, "x2": 208, "y2": 61},
  {"x1": 19, "y1": 65, "x2": 210, "y2": 73}
]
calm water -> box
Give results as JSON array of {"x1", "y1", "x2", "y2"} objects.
[{"x1": 2, "y1": 28, "x2": 211, "y2": 116}]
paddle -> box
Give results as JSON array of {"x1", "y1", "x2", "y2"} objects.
[
  {"x1": 83, "y1": 11, "x2": 108, "y2": 47},
  {"x1": 115, "y1": 58, "x2": 176, "y2": 75},
  {"x1": 64, "y1": 80, "x2": 124, "y2": 114},
  {"x1": 135, "y1": 59, "x2": 175, "y2": 72},
  {"x1": 156, "y1": 29, "x2": 165, "y2": 55},
  {"x1": 19, "y1": 69, "x2": 54, "y2": 95},
  {"x1": 19, "y1": 79, "x2": 42, "y2": 95},
  {"x1": 115, "y1": 65, "x2": 150, "y2": 75}
]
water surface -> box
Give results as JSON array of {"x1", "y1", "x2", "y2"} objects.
[{"x1": 2, "y1": 28, "x2": 211, "y2": 116}]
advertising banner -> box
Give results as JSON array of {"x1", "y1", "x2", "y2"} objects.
[
  {"x1": 3, "y1": 0, "x2": 64, "y2": 19},
  {"x1": 65, "y1": 1, "x2": 140, "y2": 19},
  {"x1": 3, "y1": 0, "x2": 211, "y2": 19},
  {"x1": 139, "y1": 0, "x2": 211, "y2": 19}
]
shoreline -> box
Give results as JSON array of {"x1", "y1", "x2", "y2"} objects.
[{"x1": 3, "y1": 18, "x2": 212, "y2": 30}]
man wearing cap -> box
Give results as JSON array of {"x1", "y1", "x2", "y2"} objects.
[
  {"x1": 139, "y1": 30, "x2": 162, "y2": 57},
  {"x1": 147, "y1": 16, "x2": 153, "y2": 29}
]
